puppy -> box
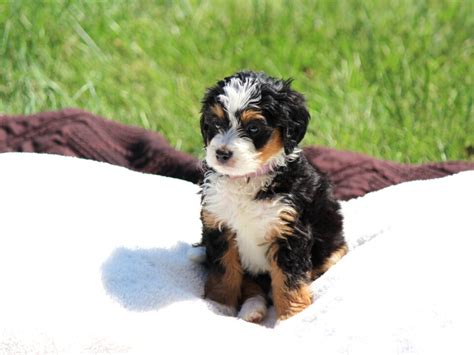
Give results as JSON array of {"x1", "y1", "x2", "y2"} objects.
[{"x1": 195, "y1": 71, "x2": 347, "y2": 322}]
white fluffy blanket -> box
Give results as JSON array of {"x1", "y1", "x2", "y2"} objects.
[{"x1": 0, "y1": 153, "x2": 473, "y2": 354}]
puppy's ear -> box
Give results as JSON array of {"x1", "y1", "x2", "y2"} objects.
[
  {"x1": 199, "y1": 113, "x2": 209, "y2": 144},
  {"x1": 281, "y1": 87, "x2": 310, "y2": 155},
  {"x1": 200, "y1": 86, "x2": 222, "y2": 145}
]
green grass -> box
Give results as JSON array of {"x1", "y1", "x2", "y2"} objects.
[{"x1": 1, "y1": 0, "x2": 473, "y2": 162}]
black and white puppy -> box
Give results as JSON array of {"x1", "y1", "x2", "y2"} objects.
[{"x1": 194, "y1": 71, "x2": 347, "y2": 322}]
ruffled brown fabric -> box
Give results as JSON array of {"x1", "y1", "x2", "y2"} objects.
[{"x1": 1, "y1": 109, "x2": 472, "y2": 200}]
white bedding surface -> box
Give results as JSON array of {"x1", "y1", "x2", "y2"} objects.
[{"x1": 0, "y1": 153, "x2": 473, "y2": 354}]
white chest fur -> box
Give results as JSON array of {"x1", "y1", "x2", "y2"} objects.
[{"x1": 202, "y1": 173, "x2": 287, "y2": 275}]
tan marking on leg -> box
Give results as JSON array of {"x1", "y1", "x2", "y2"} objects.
[
  {"x1": 268, "y1": 209, "x2": 313, "y2": 319},
  {"x1": 204, "y1": 234, "x2": 243, "y2": 309},
  {"x1": 201, "y1": 209, "x2": 220, "y2": 230},
  {"x1": 211, "y1": 104, "x2": 225, "y2": 119},
  {"x1": 270, "y1": 258, "x2": 312, "y2": 320},
  {"x1": 258, "y1": 130, "x2": 284, "y2": 164},
  {"x1": 311, "y1": 243, "x2": 348, "y2": 280},
  {"x1": 266, "y1": 206, "x2": 297, "y2": 244},
  {"x1": 277, "y1": 206, "x2": 297, "y2": 238}
]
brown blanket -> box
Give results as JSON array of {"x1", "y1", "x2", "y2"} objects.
[{"x1": 1, "y1": 108, "x2": 472, "y2": 200}]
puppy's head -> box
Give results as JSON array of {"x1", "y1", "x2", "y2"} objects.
[{"x1": 200, "y1": 71, "x2": 310, "y2": 177}]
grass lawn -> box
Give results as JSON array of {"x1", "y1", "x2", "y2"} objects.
[{"x1": 0, "y1": 0, "x2": 472, "y2": 162}]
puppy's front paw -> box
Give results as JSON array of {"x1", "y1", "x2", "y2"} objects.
[
  {"x1": 207, "y1": 300, "x2": 237, "y2": 317},
  {"x1": 238, "y1": 295, "x2": 267, "y2": 323},
  {"x1": 273, "y1": 283, "x2": 312, "y2": 320}
]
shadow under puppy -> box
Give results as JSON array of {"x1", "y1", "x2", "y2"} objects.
[{"x1": 190, "y1": 71, "x2": 347, "y2": 322}]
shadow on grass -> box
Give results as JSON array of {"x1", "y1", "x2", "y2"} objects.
[{"x1": 101, "y1": 242, "x2": 206, "y2": 311}]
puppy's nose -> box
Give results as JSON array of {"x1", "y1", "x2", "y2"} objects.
[{"x1": 216, "y1": 148, "x2": 233, "y2": 163}]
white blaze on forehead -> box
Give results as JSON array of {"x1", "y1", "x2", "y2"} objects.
[{"x1": 218, "y1": 77, "x2": 261, "y2": 127}]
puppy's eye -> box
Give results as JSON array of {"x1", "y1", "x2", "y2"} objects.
[{"x1": 246, "y1": 122, "x2": 261, "y2": 136}]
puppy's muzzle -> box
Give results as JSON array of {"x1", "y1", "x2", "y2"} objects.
[{"x1": 215, "y1": 147, "x2": 233, "y2": 163}]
